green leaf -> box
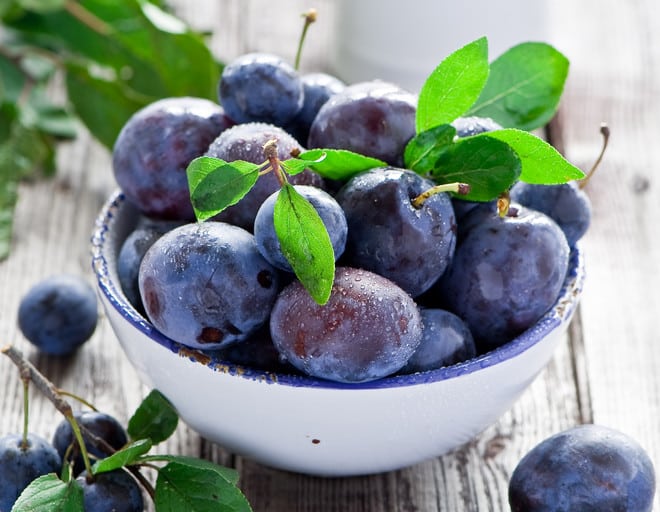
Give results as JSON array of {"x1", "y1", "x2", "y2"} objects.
[
  {"x1": 187, "y1": 158, "x2": 260, "y2": 222},
  {"x1": 16, "y1": 0, "x2": 66, "y2": 13},
  {"x1": 279, "y1": 158, "x2": 311, "y2": 176},
  {"x1": 155, "y1": 461, "x2": 252, "y2": 512},
  {"x1": 64, "y1": 61, "x2": 146, "y2": 148},
  {"x1": 404, "y1": 123, "x2": 456, "y2": 173},
  {"x1": 92, "y1": 438, "x2": 153, "y2": 474},
  {"x1": 296, "y1": 149, "x2": 386, "y2": 181},
  {"x1": 467, "y1": 42, "x2": 569, "y2": 131},
  {"x1": 127, "y1": 389, "x2": 179, "y2": 444},
  {"x1": 431, "y1": 135, "x2": 522, "y2": 201},
  {"x1": 11, "y1": 474, "x2": 83, "y2": 512},
  {"x1": 140, "y1": 454, "x2": 239, "y2": 485},
  {"x1": 416, "y1": 36, "x2": 490, "y2": 133},
  {"x1": 481, "y1": 128, "x2": 585, "y2": 183},
  {"x1": 274, "y1": 184, "x2": 335, "y2": 305},
  {"x1": 0, "y1": 53, "x2": 26, "y2": 103}
]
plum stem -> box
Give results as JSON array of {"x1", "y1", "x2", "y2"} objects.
[
  {"x1": 263, "y1": 139, "x2": 288, "y2": 186},
  {"x1": 21, "y1": 370, "x2": 30, "y2": 449},
  {"x1": 412, "y1": 182, "x2": 470, "y2": 208},
  {"x1": 579, "y1": 122, "x2": 610, "y2": 190},
  {"x1": 294, "y1": 9, "x2": 317, "y2": 70}
]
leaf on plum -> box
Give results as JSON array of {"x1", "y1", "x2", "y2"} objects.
[
  {"x1": 481, "y1": 128, "x2": 585, "y2": 183},
  {"x1": 431, "y1": 135, "x2": 521, "y2": 201},
  {"x1": 466, "y1": 42, "x2": 569, "y2": 131},
  {"x1": 187, "y1": 157, "x2": 260, "y2": 222},
  {"x1": 416, "y1": 36, "x2": 490, "y2": 133},
  {"x1": 404, "y1": 123, "x2": 456, "y2": 173},
  {"x1": 11, "y1": 474, "x2": 84, "y2": 512},
  {"x1": 274, "y1": 184, "x2": 335, "y2": 305},
  {"x1": 295, "y1": 148, "x2": 386, "y2": 180}
]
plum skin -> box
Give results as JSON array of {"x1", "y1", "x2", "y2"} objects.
[
  {"x1": 270, "y1": 267, "x2": 423, "y2": 383},
  {"x1": 76, "y1": 469, "x2": 144, "y2": 512},
  {"x1": 139, "y1": 221, "x2": 280, "y2": 350},
  {"x1": 112, "y1": 97, "x2": 233, "y2": 221},
  {"x1": 438, "y1": 205, "x2": 570, "y2": 351},
  {"x1": 336, "y1": 167, "x2": 456, "y2": 298},
  {"x1": 509, "y1": 424, "x2": 656, "y2": 512},
  {"x1": 17, "y1": 274, "x2": 98, "y2": 355},
  {"x1": 0, "y1": 433, "x2": 62, "y2": 510},
  {"x1": 254, "y1": 185, "x2": 348, "y2": 272}
]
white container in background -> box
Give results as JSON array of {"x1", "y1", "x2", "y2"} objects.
[{"x1": 331, "y1": 0, "x2": 550, "y2": 92}]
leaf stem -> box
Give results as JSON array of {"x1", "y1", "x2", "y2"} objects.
[
  {"x1": 56, "y1": 389, "x2": 99, "y2": 411},
  {"x1": 579, "y1": 122, "x2": 610, "y2": 190},
  {"x1": 21, "y1": 370, "x2": 30, "y2": 449},
  {"x1": 294, "y1": 9, "x2": 317, "y2": 70},
  {"x1": 63, "y1": 0, "x2": 113, "y2": 35},
  {"x1": 412, "y1": 182, "x2": 470, "y2": 208}
]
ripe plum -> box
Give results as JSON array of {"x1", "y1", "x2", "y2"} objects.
[
  {"x1": 270, "y1": 267, "x2": 423, "y2": 383},
  {"x1": 113, "y1": 97, "x2": 233, "y2": 220},
  {"x1": 308, "y1": 80, "x2": 417, "y2": 166},
  {"x1": 138, "y1": 222, "x2": 280, "y2": 349},
  {"x1": 254, "y1": 185, "x2": 347, "y2": 272},
  {"x1": 336, "y1": 167, "x2": 456, "y2": 298}
]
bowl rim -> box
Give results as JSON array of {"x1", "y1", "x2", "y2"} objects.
[{"x1": 92, "y1": 189, "x2": 586, "y2": 391}]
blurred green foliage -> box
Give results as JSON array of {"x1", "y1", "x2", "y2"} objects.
[{"x1": 0, "y1": 0, "x2": 223, "y2": 259}]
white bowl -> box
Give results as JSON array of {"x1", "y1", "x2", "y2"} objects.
[{"x1": 92, "y1": 190, "x2": 586, "y2": 477}]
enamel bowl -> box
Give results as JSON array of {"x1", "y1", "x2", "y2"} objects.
[{"x1": 92, "y1": 190, "x2": 586, "y2": 477}]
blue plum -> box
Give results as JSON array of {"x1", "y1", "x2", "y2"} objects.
[
  {"x1": 0, "y1": 433, "x2": 62, "y2": 510},
  {"x1": 113, "y1": 97, "x2": 233, "y2": 220},
  {"x1": 18, "y1": 274, "x2": 98, "y2": 355},
  {"x1": 117, "y1": 219, "x2": 182, "y2": 314},
  {"x1": 206, "y1": 122, "x2": 324, "y2": 230},
  {"x1": 254, "y1": 185, "x2": 347, "y2": 272},
  {"x1": 139, "y1": 222, "x2": 280, "y2": 349},
  {"x1": 400, "y1": 308, "x2": 476, "y2": 373},
  {"x1": 451, "y1": 116, "x2": 503, "y2": 137},
  {"x1": 438, "y1": 205, "x2": 569, "y2": 351},
  {"x1": 52, "y1": 411, "x2": 128, "y2": 476},
  {"x1": 336, "y1": 167, "x2": 456, "y2": 298},
  {"x1": 509, "y1": 424, "x2": 656, "y2": 511},
  {"x1": 270, "y1": 267, "x2": 423, "y2": 383},
  {"x1": 76, "y1": 469, "x2": 143, "y2": 512},
  {"x1": 308, "y1": 80, "x2": 417, "y2": 166},
  {"x1": 285, "y1": 72, "x2": 346, "y2": 145},
  {"x1": 510, "y1": 180, "x2": 592, "y2": 247},
  {"x1": 218, "y1": 52, "x2": 304, "y2": 126}
]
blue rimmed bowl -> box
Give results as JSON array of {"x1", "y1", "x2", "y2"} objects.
[{"x1": 92, "y1": 190, "x2": 586, "y2": 477}]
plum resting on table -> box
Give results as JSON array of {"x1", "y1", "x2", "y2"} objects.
[
  {"x1": 0, "y1": 433, "x2": 62, "y2": 510},
  {"x1": 76, "y1": 469, "x2": 144, "y2": 512},
  {"x1": 270, "y1": 267, "x2": 423, "y2": 383},
  {"x1": 139, "y1": 221, "x2": 280, "y2": 350},
  {"x1": 17, "y1": 274, "x2": 98, "y2": 356},
  {"x1": 509, "y1": 424, "x2": 656, "y2": 511},
  {"x1": 52, "y1": 411, "x2": 128, "y2": 476}
]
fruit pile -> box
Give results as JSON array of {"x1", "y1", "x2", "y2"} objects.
[{"x1": 111, "y1": 35, "x2": 592, "y2": 385}]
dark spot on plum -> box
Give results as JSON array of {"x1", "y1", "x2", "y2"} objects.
[
  {"x1": 257, "y1": 270, "x2": 274, "y2": 288},
  {"x1": 312, "y1": 439, "x2": 320, "y2": 444},
  {"x1": 294, "y1": 331, "x2": 307, "y2": 358},
  {"x1": 198, "y1": 327, "x2": 224, "y2": 344},
  {"x1": 225, "y1": 323, "x2": 241, "y2": 335}
]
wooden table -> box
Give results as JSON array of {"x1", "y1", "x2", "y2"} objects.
[{"x1": 1, "y1": 0, "x2": 659, "y2": 510}]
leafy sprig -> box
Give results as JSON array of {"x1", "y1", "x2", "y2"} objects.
[
  {"x1": 2, "y1": 344, "x2": 252, "y2": 512},
  {"x1": 188, "y1": 36, "x2": 583, "y2": 306},
  {"x1": 0, "y1": 0, "x2": 223, "y2": 260}
]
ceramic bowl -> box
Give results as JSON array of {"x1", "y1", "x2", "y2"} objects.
[{"x1": 92, "y1": 190, "x2": 586, "y2": 477}]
